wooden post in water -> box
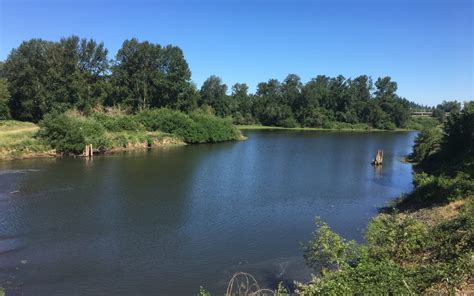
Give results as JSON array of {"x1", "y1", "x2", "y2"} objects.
[
  {"x1": 83, "y1": 144, "x2": 93, "y2": 158},
  {"x1": 372, "y1": 149, "x2": 383, "y2": 165},
  {"x1": 83, "y1": 144, "x2": 89, "y2": 157}
]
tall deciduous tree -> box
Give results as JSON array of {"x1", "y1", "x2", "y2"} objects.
[
  {"x1": 111, "y1": 39, "x2": 192, "y2": 110},
  {"x1": 4, "y1": 39, "x2": 53, "y2": 121},
  {"x1": 199, "y1": 75, "x2": 230, "y2": 116},
  {"x1": 4, "y1": 36, "x2": 110, "y2": 121}
]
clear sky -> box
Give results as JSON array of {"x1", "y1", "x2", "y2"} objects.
[{"x1": 0, "y1": 0, "x2": 472, "y2": 106}]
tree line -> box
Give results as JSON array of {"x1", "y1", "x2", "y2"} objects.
[{"x1": 0, "y1": 36, "x2": 459, "y2": 129}]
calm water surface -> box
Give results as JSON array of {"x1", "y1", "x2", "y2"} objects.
[{"x1": 0, "y1": 130, "x2": 416, "y2": 295}]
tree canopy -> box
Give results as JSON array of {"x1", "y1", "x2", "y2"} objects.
[{"x1": 0, "y1": 36, "x2": 458, "y2": 130}]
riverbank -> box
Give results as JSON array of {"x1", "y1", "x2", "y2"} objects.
[
  {"x1": 237, "y1": 116, "x2": 438, "y2": 132},
  {"x1": 0, "y1": 120, "x2": 186, "y2": 161},
  {"x1": 237, "y1": 124, "x2": 409, "y2": 132},
  {"x1": 0, "y1": 108, "x2": 244, "y2": 161},
  {"x1": 294, "y1": 105, "x2": 474, "y2": 295}
]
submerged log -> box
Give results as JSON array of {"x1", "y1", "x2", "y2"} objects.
[{"x1": 371, "y1": 149, "x2": 383, "y2": 165}]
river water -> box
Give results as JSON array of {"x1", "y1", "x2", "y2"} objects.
[{"x1": 0, "y1": 130, "x2": 416, "y2": 295}]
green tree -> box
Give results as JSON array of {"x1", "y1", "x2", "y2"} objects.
[
  {"x1": 4, "y1": 36, "x2": 110, "y2": 121},
  {"x1": 281, "y1": 74, "x2": 302, "y2": 111},
  {"x1": 199, "y1": 75, "x2": 230, "y2": 117},
  {"x1": 411, "y1": 128, "x2": 442, "y2": 162},
  {"x1": 231, "y1": 83, "x2": 254, "y2": 124},
  {"x1": 4, "y1": 39, "x2": 54, "y2": 121},
  {"x1": 111, "y1": 39, "x2": 162, "y2": 110},
  {"x1": 0, "y1": 79, "x2": 11, "y2": 119},
  {"x1": 374, "y1": 76, "x2": 409, "y2": 128},
  {"x1": 111, "y1": 39, "x2": 192, "y2": 110}
]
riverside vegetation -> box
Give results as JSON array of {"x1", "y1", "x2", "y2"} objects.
[
  {"x1": 0, "y1": 37, "x2": 451, "y2": 127},
  {"x1": 0, "y1": 108, "x2": 241, "y2": 159},
  {"x1": 199, "y1": 102, "x2": 474, "y2": 295},
  {"x1": 0, "y1": 36, "x2": 452, "y2": 158}
]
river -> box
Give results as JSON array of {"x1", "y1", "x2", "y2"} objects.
[{"x1": 0, "y1": 130, "x2": 417, "y2": 295}]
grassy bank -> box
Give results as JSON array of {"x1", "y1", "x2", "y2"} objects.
[
  {"x1": 0, "y1": 108, "x2": 243, "y2": 160},
  {"x1": 0, "y1": 121, "x2": 53, "y2": 160},
  {"x1": 0, "y1": 120, "x2": 183, "y2": 160}
]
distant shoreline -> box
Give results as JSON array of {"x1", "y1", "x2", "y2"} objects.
[{"x1": 237, "y1": 124, "x2": 416, "y2": 132}]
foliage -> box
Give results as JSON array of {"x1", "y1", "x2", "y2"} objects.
[
  {"x1": 4, "y1": 37, "x2": 109, "y2": 121},
  {"x1": 0, "y1": 120, "x2": 52, "y2": 160},
  {"x1": 399, "y1": 172, "x2": 474, "y2": 207},
  {"x1": 404, "y1": 116, "x2": 438, "y2": 131},
  {"x1": 91, "y1": 113, "x2": 145, "y2": 132},
  {"x1": 111, "y1": 38, "x2": 193, "y2": 110},
  {"x1": 432, "y1": 100, "x2": 462, "y2": 122},
  {"x1": 303, "y1": 218, "x2": 359, "y2": 273},
  {"x1": 297, "y1": 102, "x2": 474, "y2": 294},
  {"x1": 366, "y1": 214, "x2": 427, "y2": 262},
  {"x1": 135, "y1": 108, "x2": 204, "y2": 143},
  {"x1": 411, "y1": 127, "x2": 442, "y2": 162},
  {"x1": 198, "y1": 286, "x2": 211, "y2": 296},
  {"x1": 136, "y1": 108, "x2": 240, "y2": 143},
  {"x1": 0, "y1": 79, "x2": 11, "y2": 119},
  {"x1": 442, "y1": 101, "x2": 474, "y2": 156},
  {"x1": 189, "y1": 111, "x2": 241, "y2": 143},
  {"x1": 3, "y1": 36, "x2": 421, "y2": 130},
  {"x1": 37, "y1": 113, "x2": 88, "y2": 153}
]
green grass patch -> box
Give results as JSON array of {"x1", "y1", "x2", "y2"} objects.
[{"x1": 0, "y1": 120, "x2": 52, "y2": 160}]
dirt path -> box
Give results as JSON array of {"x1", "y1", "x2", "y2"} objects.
[{"x1": 0, "y1": 126, "x2": 39, "y2": 135}]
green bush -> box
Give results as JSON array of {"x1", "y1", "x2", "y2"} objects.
[
  {"x1": 136, "y1": 108, "x2": 240, "y2": 143},
  {"x1": 190, "y1": 111, "x2": 241, "y2": 143},
  {"x1": 405, "y1": 116, "x2": 439, "y2": 130},
  {"x1": 411, "y1": 128, "x2": 442, "y2": 162},
  {"x1": 303, "y1": 218, "x2": 359, "y2": 273},
  {"x1": 278, "y1": 116, "x2": 298, "y2": 128},
  {"x1": 38, "y1": 113, "x2": 86, "y2": 154},
  {"x1": 80, "y1": 119, "x2": 111, "y2": 151},
  {"x1": 38, "y1": 113, "x2": 111, "y2": 154},
  {"x1": 136, "y1": 108, "x2": 206, "y2": 143},
  {"x1": 92, "y1": 113, "x2": 145, "y2": 132},
  {"x1": 366, "y1": 214, "x2": 427, "y2": 262},
  {"x1": 407, "y1": 172, "x2": 474, "y2": 206}
]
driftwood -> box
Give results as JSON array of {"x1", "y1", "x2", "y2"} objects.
[{"x1": 371, "y1": 149, "x2": 383, "y2": 165}]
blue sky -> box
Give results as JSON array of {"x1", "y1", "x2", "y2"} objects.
[{"x1": 0, "y1": 0, "x2": 472, "y2": 106}]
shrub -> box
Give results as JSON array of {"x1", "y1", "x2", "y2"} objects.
[
  {"x1": 136, "y1": 108, "x2": 206, "y2": 143},
  {"x1": 278, "y1": 116, "x2": 298, "y2": 128},
  {"x1": 80, "y1": 118, "x2": 111, "y2": 151},
  {"x1": 38, "y1": 113, "x2": 86, "y2": 154},
  {"x1": 38, "y1": 113, "x2": 111, "y2": 153},
  {"x1": 303, "y1": 218, "x2": 359, "y2": 273},
  {"x1": 411, "y1": 128, "x2": 442, "y2": 162},
  {"x1": 92, "y1": 113, "x2": 145, "y2": 132},
  {"x1": 136, "y1": 108, "x2": 240, "y2": 143},
  {"x1": 366, "y1": 214, "x2": 427, "y2": 262},
  {"x1": 190, "y1": 111, "x2": 241, "y2": 143},
  {"x1": 407, "y1": 172, "x2": 474, "y2": 206}
]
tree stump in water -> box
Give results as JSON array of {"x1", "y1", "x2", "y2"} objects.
[{"x1": 372, "y1": 149, "x2": 383, "y2": 165}]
